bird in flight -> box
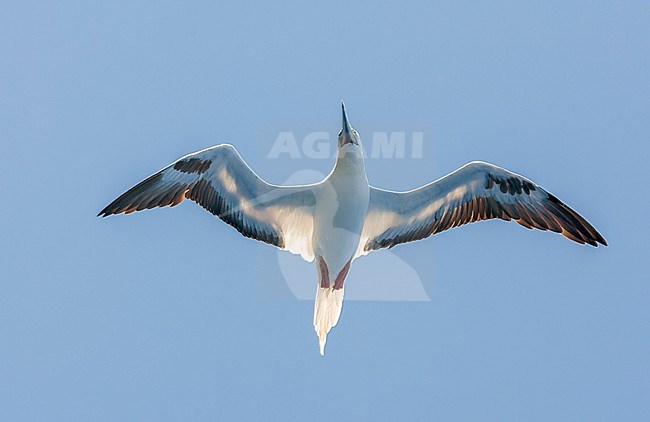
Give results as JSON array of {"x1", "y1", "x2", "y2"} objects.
[{"x1": 99, "y1": 102, "x2": 606, "y2": 355}]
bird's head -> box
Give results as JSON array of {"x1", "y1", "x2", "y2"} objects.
[{"x1": 337, "y1": 101, "x2": 364, "y2": 162}]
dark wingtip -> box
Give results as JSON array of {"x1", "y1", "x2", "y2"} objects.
[
  {"x1": 582, "y1": 234, "x2": 607, "y2": 248},
  {"x1": 544, "y1": 192, "x2": 608, "y2": 248},
  {"x1": 97, "y1": 206, "x2": 112, "y2": 218},
  {"x1": 594, "y1": 230, "x2": 608, "y2": 247},
  {"x1": 595, "y1": 236, "x2": 608, "y2": 247},
  {"x1": 584, "y1": 231, "x2": 607, "y2": 247}
]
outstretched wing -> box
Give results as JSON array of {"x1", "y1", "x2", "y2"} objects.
[
  {"x1": 357, "y1": 161, "x2": 606, "y2": 257},
  {"x1": 99, "y1": 144, "x2": 317, "y2": 261}
]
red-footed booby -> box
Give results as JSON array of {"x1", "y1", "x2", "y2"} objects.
[{"x1": 99, "y1": 102, "x2": 606, "y2": 355}]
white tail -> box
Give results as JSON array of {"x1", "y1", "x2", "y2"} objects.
[{"x1": 313, "y1": 286, "x2": 345, "y2": 356}]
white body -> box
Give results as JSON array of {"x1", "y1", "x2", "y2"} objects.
[
  {"x1": 311, "y1": 146, "x2": 369, "y2": 354},
  {"x1": 313, "y1": 147, "x2": 369, "y2": 276}
]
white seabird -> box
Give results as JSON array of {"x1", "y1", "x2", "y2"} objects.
[{"x1": 99, "y1": 102, "x2": 607, "y2": 355}]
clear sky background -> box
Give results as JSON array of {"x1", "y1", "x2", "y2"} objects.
[{"x1": 1, "y1": 1, "x2": 648, "y2": 420}]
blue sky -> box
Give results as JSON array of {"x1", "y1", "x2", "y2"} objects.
[{"x1": 1, "y1": 1, "x2": 648, "y2": 420}]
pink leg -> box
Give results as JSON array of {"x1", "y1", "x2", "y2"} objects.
[
  {"x1": 318, "y1": 257, "x2": 330, "y2": 289},
  {"x1": 333, "y1": 259, "x2": 351, "y2": 290}
]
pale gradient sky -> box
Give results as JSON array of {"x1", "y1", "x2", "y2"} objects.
[{"x1": 1, "y1": 1, "x2": 648, "y2": 420}]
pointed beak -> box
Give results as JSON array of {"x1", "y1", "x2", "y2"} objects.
[{"x1": 341, "y1": 101, "x2": 356, "y2": 146}]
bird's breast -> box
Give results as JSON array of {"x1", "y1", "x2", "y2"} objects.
[{"x1": 312, "y1": 174, "x2": 369, "y2": 273}]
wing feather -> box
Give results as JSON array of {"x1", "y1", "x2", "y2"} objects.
[
  {"x1": 357, "y1": 161, "x2": 606, "y2": 257},
  {"x1": 99, "y1": 144, "x2": 317, "y2": 261}
]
